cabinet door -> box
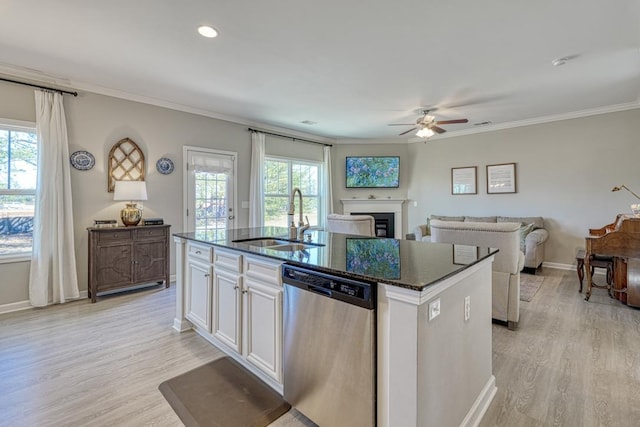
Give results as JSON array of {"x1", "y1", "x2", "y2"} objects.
[
  {"x1": 244, "y1": 277, "x2": 282, "y2": 382},
  {"x1": 134, "y1": 240, "x2": 166, "y2": 283},
  {"x1": 94, "y1": 243, "x2": 133, "y2": 290},
  {"x1": 212, "y1": 269, "x2": 243, "y2": 353},
  {"x1": 185, "y1": 258, "x2": 212, "y2": 332}
]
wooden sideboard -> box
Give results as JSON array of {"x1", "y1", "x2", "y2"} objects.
[{"x1": 87, "y1": 225, "x2": 171, "y2": 302}]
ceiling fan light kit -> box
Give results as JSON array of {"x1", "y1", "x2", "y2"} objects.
[
  {"x1": 416, "y1": 127, "x2": 435, "y2": 138},
  {"x1": 389, "y1": 109, "x2": 469, "y2": 139}
]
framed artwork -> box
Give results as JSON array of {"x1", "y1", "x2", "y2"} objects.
[
  {"x1": 487, "y1": 162, "x2": 516, "y2": 194},
  {"x1": 451, "y1": 166, "x2": 477, "y2": 195}
]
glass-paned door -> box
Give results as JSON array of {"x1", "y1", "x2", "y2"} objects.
[{"x1": 184, "y1": 147, "x2": 236, "y2": 241}]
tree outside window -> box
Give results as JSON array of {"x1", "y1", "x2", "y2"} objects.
[
  {"x1": 0, "y1": 125, "x2": 37, "y2": 256},
  {"x1": 264, "y1": 158, "x2": 321, "y2": 228}
]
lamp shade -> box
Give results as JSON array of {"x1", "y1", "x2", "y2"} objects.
[{"x1": 113, "y1": 180, "x2": 148, "y2": 201}]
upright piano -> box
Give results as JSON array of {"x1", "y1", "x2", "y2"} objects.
[{"x1": 585, "y1": 214, "x2": 640, "y2": 306}]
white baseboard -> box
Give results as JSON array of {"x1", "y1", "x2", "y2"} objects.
[
  {"x1": 542, "y1": 261, "x2": 574, "y2": 271},
  {"x1": 0, "y1": 299, "x2": 32, "y2": 314},
  {"x1": 461, "y1": 375, "x2": 497, "y2": 427},
  {"x1": 1, "y1": 277, "x2": 176, "y2": 316},
  {"x1": 542, "y1": 261, "x2": 607, "y2": 276},
  {"x1": 0, "y1": 290, "x2": 88, "y2": 315}
]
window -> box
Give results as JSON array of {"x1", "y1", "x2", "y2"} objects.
[
  {"x1": 0, "y1": 122, "x2": 37, "y2": 258},
  {"x1": 264, "y1": 157, "x2": 322, "y2": 228}
]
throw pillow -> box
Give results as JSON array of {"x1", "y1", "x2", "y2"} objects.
[{"x1": 519, "y1": 223, "x2": 534, "y2": 253}]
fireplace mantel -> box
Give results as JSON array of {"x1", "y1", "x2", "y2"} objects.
[{"x1": 340, "y1": 198, "x2": 406, "y2": 239}]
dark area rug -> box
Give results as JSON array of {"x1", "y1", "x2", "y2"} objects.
[{"x1": 159, "y1": 357, "x2": 291, "y2": 427}]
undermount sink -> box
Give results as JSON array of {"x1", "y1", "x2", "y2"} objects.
[{"x1": 232, "y1": 237, "x2": 324, "y2": 251}]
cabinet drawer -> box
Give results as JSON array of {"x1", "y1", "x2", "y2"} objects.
[
  {"x1": 244, "y1": 255, "x2": 282, "y2": 286},
  {"x1": 135, "y1": 227, "x2": 167, "y2": 241},
  {"x1": 97, "y1": 229, "x2": 133, "y2": 243},
  {"x1": 214, "y1": 248, "x2": 242, "y2": 273},
  {"x1": 188, "y1": 242, "x2": 212, "y2": 263}
]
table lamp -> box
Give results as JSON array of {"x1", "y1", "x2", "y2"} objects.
[{"x1": 113, "y1": 180, "x2": 148, "y2": 226}]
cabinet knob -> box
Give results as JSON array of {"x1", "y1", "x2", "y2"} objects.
[
  {"x1": 204, "y1": 273, "x2": 210, "y2": 277},
  {"x1": 195, "y1": 250, "x2": 201, "y2": 254},
  {"x1": 241, "y1": 289, "x2": 248, "y2": 294}
]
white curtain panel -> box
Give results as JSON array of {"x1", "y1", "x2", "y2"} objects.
[
  {"x1": 322, "y1": 145, "x2": 333, "y2": 228},
  {"x1": 249, "y1": 131, "x2": 265, "y2": 227},
  {"x1": 29, "y1": 90, "x2": 79, "y2": 307}
]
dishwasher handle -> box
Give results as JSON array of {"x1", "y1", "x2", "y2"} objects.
[{"x1": 307, "y1": 284, "x2": 332, "y2": 297}]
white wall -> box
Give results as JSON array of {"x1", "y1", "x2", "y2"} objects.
[
  {"x1": 405, "y1": 108, "x2": 640, "y2": 266},
  {"x1": 2, "y1": 78, "x2": 638, "y2": 305},
  {"x1": 0, "y1": 82, "x2": 255, "y2": 306},
  {"x1": 331, "y1": 143, "x2": 410, "y2": 211}
]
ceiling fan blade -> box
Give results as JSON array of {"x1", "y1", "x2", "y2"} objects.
[
  {"x1": 435, "y1": 119, "x2": 469, "y2": 125},
  {"x1": 430, "y1": 125, "x2": 447, "y2": 134},
  {"x1": 388, "y1": 123, "x2": 416, "y2": 126},
  {"x1": 398, "y1": 127, "x2": 417, "y2": 136}
]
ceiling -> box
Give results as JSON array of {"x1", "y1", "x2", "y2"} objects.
[{"x1": 0, "y1": 0, "x2": 639, "y2": 141}]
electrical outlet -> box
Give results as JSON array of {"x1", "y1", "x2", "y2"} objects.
[
  {"x1": 428, "y1": 298, "x2": 441, "y2": 321},
  {"x1": 464, "y1": 296, "x2": 471, "y2": 321}
]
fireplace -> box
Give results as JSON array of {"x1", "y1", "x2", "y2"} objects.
[
  {"x1": 352, "y1": 212, "x2": 395, "y2": 238},
  {"x1": 340, "y1": 198, "x2": 406, "y2": 239}
]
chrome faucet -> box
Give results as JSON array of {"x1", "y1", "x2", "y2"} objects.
[{"x1": 288, "y1": 187, "x2": 310, "y2": 240}]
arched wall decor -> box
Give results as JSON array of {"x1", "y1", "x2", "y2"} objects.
[{"x1": 108, "y1": 137, "x2": 145, "y2": 192}]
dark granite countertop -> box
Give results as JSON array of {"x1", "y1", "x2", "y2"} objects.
[{"x1": 174, "y1": 227, "x2": 497, "y2": 292}]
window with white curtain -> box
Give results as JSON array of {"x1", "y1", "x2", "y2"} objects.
[
  {"x1": 264, "y1": 157, "x2": 322, "y2": 228},
  {"x1": 0, "y1": 121, "x2": 37, "y2": 258}
]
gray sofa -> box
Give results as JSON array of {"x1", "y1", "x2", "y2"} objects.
[
  {"x1": 430, "y1": 220, "x2": 523, "y2": 329},
  {"x1": 414, "y1": 215, "x2": 549, "y2": 273}
]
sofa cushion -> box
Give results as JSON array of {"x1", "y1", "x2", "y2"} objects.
[
  {"x1": 464, "y1": 216, "x2": 497, "y2": 223},
  {"x1": 498, "y1": 216, "x2": 544, "y2": 230},
  {"x1": 519, "y1": 223, "x2": 535, "y2": 252},
  {"x1": 431, "y1": 214, "x2": 464, "y2": 222}
]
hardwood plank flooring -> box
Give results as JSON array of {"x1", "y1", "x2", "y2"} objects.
[
  {"x1": 1, "y1": 268, "x2": 639, "y2": 426},
  {"x1": 481, "y1": 268, "x2": 640, "y2": 427}
]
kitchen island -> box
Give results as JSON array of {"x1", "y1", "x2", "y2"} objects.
[{"x1": 173, "y1": 227, "x2": 497, "y2": 427}]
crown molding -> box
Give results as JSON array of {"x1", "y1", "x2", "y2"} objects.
[
  {"x1": 2, "y1": 62, "x2": 637, "y2": 146},
  {"x1": 406, "y1": 101, "x2": 640, "y2": 143},
  {"x1": 0, "y1": 64, "x2": 336, "y2": 145}
]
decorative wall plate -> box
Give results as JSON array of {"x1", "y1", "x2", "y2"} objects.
[
  {"x1": 156, "y1": 157, "x2": 174, "y2": 175},
  {"x1": 70, "y1": 151, "x2": 95, "y2": 170}
]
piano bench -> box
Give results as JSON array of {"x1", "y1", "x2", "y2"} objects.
[{"x1": 577, "y1": 250, "x2": 614, "y2": 294}]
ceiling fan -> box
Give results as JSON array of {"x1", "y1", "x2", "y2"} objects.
[{"x1": 388, "y1": 109, "x2": 469, "y2": 137}]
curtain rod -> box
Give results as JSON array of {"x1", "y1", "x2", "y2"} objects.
[
  {"x1": 248, "y1": 127, "x2": 332, "y2": 147},
  {"x1": 0, "y1": 77, "x2": 78, "y2": 97}
]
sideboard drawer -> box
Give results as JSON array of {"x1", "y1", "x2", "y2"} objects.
[
  {"x1": 135, "y1": 227, "x2": 167, "y2": 241},
  {"x1": 98, "y1": 229, "x2": 133, "y2": 243}
]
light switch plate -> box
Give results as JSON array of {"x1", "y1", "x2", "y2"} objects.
[
  {"x1": 429, "y1": 298, "x2": 441, "y2": 321},
  {"x1": 464, "y1": 296, "x2": 471, "y2": 321}
]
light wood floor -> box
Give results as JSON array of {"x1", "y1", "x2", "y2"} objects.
[{"x1": 1, "y1": 268, "x2": 638, "y2": 426}]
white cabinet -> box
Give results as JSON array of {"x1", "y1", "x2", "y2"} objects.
[
  {"x1": 181, "y1": 243, "x2": 284, "y2": 388},
  {"x1": 212, "y1": 252, "x2": 243, "y2": 353},
  {"x1": 185, "y1": 244, "x2": 213, "y2": 331},
  {"x1": 244, "y1": 275, "x2": 282, "y2": 382}
]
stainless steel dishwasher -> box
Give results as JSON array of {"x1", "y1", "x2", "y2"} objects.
[{"x1": 282, "y1": 264, "x2": 376, "y2": 427}]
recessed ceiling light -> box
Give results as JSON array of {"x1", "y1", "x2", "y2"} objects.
[{"x1": 198, "y1": 25, "x2": 218, "y2": 38}]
